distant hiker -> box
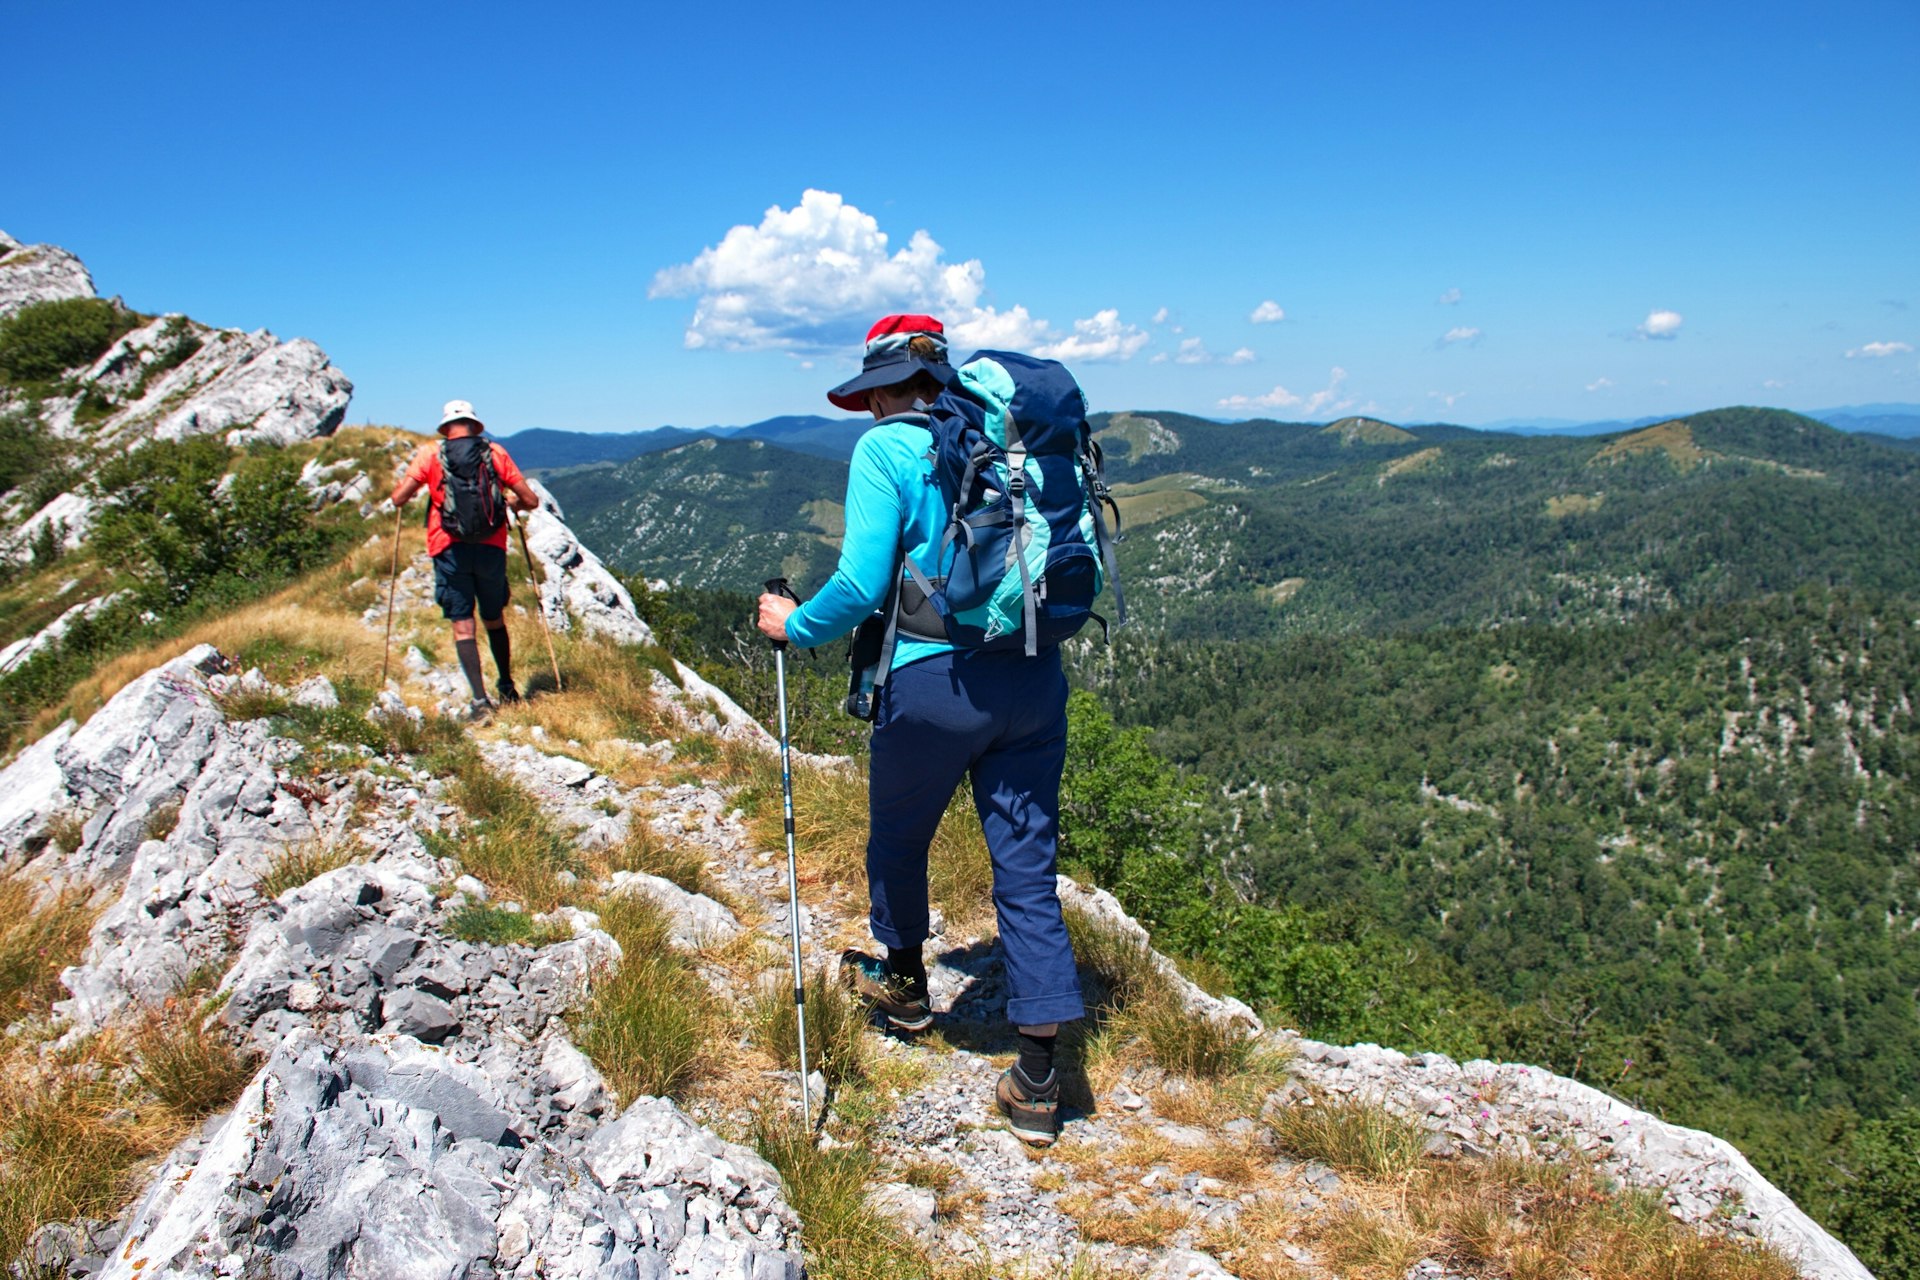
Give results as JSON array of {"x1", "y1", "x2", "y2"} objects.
[
  {"x1": 757, "y1": 315, "x2": 1102, "y2": 1147},
  {"x1": 389, "y1": 399, "x2": 542, "y2": 721}
]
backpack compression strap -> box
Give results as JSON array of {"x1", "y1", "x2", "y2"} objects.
[
  {"x1": 1001, "y1": 415, "x2": 1039, "y2": 657},
  {"x1": 1082, "y1": 436, "x2": 1127, "y2": 634}
]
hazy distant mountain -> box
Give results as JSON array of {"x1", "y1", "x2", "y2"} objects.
[{"x1": 1475, "y1": 403, "x2": 1920, "y2": 438}]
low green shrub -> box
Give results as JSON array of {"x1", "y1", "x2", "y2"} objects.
[
  {"x1": 447, "y1": 903, "x2": 569, "y2": 947},
  {"x1": 0, "y1": 298, "x2": 143, "y2": 384}
]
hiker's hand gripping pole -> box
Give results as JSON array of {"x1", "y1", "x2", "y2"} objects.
[{"x1": 764, "y1": 577, "x2": 813, "y2": 1129}]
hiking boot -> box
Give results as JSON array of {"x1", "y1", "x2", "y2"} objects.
[
  {"x1": 838, "y1": 949, "x2": 933, "y2": 1032},
  {"x1": 496, "y1": 677, "x2": 521, "y2": 705},
  {"x1": 466, "y1": 698, "x2": 496, "y2": 724},
  {"x1": 996, "y1": 1064, "x2": 1060, "y2": 1147}
]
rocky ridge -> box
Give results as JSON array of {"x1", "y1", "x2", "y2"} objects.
[{"x1": 0, "y1": 480, "x2": 1877, "y2": 1278}]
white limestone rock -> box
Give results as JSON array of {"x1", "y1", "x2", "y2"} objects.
[
  {"x1": 605, "y1": 870, "x2": 743, "y2": 950},
  {"x1": 100, "y1": 1033, "x2": 800, "y2": 1280},
  {"x1": 0, "y1": 230, "x2": 95, "y2": 317},
  {"x1": 0, "y1": 591, "x2": 126, "y2": 674},
  {"x1": 1280, "y1": 1036, "x2": 1873, "y2": 1280},
  {"x1": 4, "y1": 490, "x2": 98, "y2": 565},
  {"x1": 520, "y1": 481, "x2": 656, "y2": 649},
  {"x1": 151, "y1": 332, "x2": 352, "y2": 447}
]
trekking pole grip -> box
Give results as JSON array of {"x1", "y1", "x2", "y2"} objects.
[{"x1": 764, "y1": 577, "x2": 799, "y2": 651}]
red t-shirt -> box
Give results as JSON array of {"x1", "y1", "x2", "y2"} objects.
[{"x1": 407, "y1": 440, "x2": 526, "y2": 557}]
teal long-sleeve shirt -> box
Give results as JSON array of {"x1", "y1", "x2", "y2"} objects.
[{"x1": 784, "y1": 415, "x2": 954, "y2": 670}]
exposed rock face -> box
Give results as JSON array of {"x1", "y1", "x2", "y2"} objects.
[
  {"x1": 149, "y1": 331, "x2": 352, "y2": 448},
  {"x1": 521, "y1": 480, "x2": 772, "y2": 747},
  {"x1": 0, "y1": 230, "x2": 95, "y2": 317},
  {"x1": 0, "y1": 590, "x2": 126, "y2": 675},
  {"x1": 102, "y1": 1034, "x2": 798, "y2": 1280}
]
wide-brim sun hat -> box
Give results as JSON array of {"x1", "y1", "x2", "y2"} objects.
[
  {"x1": 827, "y1": 314, "x2": 956, "y2": 412},
  {"x1": 438, "y1": 399, "x2": 484, "y2": 433}
]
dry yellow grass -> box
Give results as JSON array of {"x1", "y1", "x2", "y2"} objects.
[
  {"x1": 1378, "y1": 446, "x2": 1443, "y2": 482},
  {"x1": 1545, "y1": 493, "x2": 1607, "y2": 518},
  {"x1": 1196, "y1": 1195, "x2": 1305, "y2": 1280},
  {"x1": 1059, "y1": 1194, "x2": 1192, "y2": 1247},
  {"x1": 0, "y1": 878, "x2": 98, "y2": 1022},
  {"x1": 1591, "y1": 420, "x2": 1716, "y2": 470}
]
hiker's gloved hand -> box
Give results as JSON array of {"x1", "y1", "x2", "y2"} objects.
[{"x1": 756, "y1": 592, "x2": 797, "y2": 643}]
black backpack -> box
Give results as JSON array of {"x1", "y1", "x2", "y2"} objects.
[{"x1": 436, "y1": 435, "x2": 508, "y2": 542}]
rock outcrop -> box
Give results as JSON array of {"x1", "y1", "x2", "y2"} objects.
[
  {"x1": 0, "y1": 230, "x2": 95, "y2": 317},
  {"x1": 0, "y1": 233, "x2": 353, "y2": 566}
]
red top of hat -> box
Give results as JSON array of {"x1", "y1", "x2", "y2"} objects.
[{"x1": 866, "y1": 314, "x2": 944, "y2": 342}]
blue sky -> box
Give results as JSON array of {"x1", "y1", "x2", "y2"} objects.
[{"x1": 5, "y1": 1, "x2": 1916, "y2": 433}]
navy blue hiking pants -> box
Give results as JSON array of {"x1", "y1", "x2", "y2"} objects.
[{"x1": 867, "y1": 646, "x2": 1086, "y2": 1027}]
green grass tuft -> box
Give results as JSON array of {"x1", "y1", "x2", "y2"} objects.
[
  {"x1": 575, "y1": 891, "x2": 707, "y2": 1101},
  {"x1": 751, "y1": 966, "x2": 870, "y2": 1094}
]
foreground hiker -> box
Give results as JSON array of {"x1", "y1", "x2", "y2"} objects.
[
  {"x1": 757, "y1": 314, "x2": 1116, "y2": 1146},
  {"x1": 389, "y1": 400, "x2": 542, "y2": 721}
]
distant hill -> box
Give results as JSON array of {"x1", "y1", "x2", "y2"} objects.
[
  {"x1": 540, "y1": 436, "x2": 851, "y2": 590},
  {"x1": 503, "y1": 415, "x2": 859, "y2": 470},
  {"x1": 1320, "y1": 416, "x2": 1416, "y2": 445}
]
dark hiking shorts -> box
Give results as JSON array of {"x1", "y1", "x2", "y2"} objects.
[{"x1": 432, "y1": 544, "x2": 510, "y2": 622}]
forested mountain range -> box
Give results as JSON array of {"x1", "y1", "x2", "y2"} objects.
[
  {"x1": 546, "y1": 406, "x2": 1920, "y2": 631},
  {"x1": 507, "y1": 402, "x2": 1920, "y2": 470}
]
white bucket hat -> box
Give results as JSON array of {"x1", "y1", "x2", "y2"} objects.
[{"x1": 438, "y1": 399, "x2": 484, "y2": 433}]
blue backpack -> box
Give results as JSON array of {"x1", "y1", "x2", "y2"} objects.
[{"x1": 848, "y1": 350, "x2": 1126, "y2": 717}]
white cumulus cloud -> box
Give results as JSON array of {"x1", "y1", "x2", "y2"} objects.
[
  {"x1": 1438, "y1": 326, "x2": 1482, "y2": 347},
  {"x1": 1250, "y1": 300, "x2": 1287, "y2": 324},
  {"x1": 1638, "y1": 309, "x2": 1684, "y2": 340},
  {"x1": 1219, "y1": 367, "x2": 1352, "y2": 417},
  {"x1": 1437, "y1": 287, "x2": 1462, "y2": 305},
  {"x1": 1428, "y1": 390, "x2": 1465, "y2": 408},
  {"x1": 1037, "y1": 309, "x2": 1150, "y2": 363},
  {"x1": 1225, "y1": 347, "x2": 1256, "y2": 365},
  {"x1": 1846, "y1": 340, "x2": 1914, "y2": 359},
  {"x1": 650, "y1": 188, "x2": 1146, "y2": 361},
  {"x1": 1152, "y1": 306, "x2": 1170, "y2": 324},
  {"x1": 1585, "y1": 377, "x2": 1614, "y2": 392}
]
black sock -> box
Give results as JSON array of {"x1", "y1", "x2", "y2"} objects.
[
  {"x1": 886, "y1": 945, "x2": 927, "y2": 996},
  {"x1": 485, "y1": 624, "x2": 512, "y2": 685},
  {"x1": 455, "y1": 637, "x2": 487, "y2": 700},
  {"x1": 1017, "y1": 1030, "x2": 1057, "y2": 1085}
]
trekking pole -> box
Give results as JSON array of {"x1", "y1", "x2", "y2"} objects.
[
  {"x1": 765, "y1": 576, "x2": 812, "y2": 1129},
  {"x1": 379, "y1": 504, "x2": 404, "y2": 687},
  {"x1": 511, "y1": 509, "x2": 564, "y2": 693}
]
